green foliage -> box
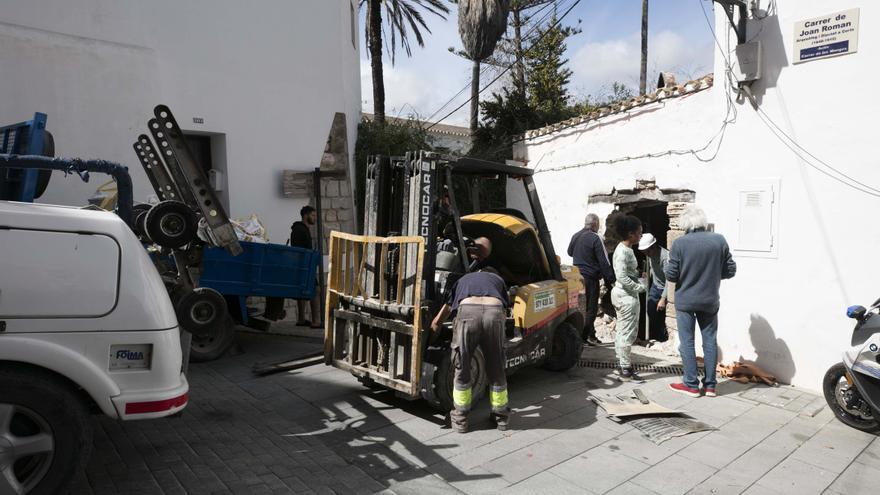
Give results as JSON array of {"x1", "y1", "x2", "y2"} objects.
[
  {"x1": 470, "y1": 15, "x2": 586, "y2": 162},
  {"x1": 525, "y1": 15, "x2": 576, "y2": 124},
  {"x1": 353, "y1": 117, "x2": 432, "y2": 231}
]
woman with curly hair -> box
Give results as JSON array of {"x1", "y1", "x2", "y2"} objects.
[{"x1": 611, "y1": 214, "x2": 647, "y2": 381}]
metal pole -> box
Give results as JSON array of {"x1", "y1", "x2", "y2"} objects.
[
  {"x1": 313, "y1": 168, "x2": 326, "y2": 323},
  {"x1": 0, "y1": 154, "x2": 134, "y2": 226}
]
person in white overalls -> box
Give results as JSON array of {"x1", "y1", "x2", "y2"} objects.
[{"x1": 611, "y1": 215, "x2": 647, "y2": 381}]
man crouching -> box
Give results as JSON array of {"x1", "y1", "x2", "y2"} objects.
[{"x1": 431, "y1": 238, "x2": 510, "y2": 433}]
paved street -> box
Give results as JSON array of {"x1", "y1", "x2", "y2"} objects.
[{"x1": 69, "y1": 330, "x2": 878, "y2": 495}]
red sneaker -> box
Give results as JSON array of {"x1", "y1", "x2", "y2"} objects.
[
  {"x1": 703, "y1": 388, "x2": 717, "y2": 397},
  {"x1": 668, "y1": 382, "x2": 701, "y2": 398}
]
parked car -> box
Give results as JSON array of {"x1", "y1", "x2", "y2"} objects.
[{"x1": 0, "y1": 201, "x2": 188, "y2": 494}]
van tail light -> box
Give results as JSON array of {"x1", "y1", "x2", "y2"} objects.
[{"x1": 125, "y1": 393, "x2": 188, "y2": 415}]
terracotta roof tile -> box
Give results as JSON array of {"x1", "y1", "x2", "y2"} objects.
[{"x1": 524, "y1": 73, "x2": 714, "y2": 140}]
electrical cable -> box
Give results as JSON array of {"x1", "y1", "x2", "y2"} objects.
[
  {"x1": 530, "y1": 0, "x2": 737, "y2": 173},
  {"x1": 426, "y1": 0, "x2": 582, "y2": 130},
  {"x1": 701, "y1": 0, "x2": 880, "y2": 197},
  {"x1": 423, "y1": 0, "x2": 559, "y2": 124}
]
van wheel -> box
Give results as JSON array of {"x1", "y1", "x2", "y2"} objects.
[
  {"x1": 422, "y1": 347, "x2": 488, "y2": 412},
  {"x1": 189, "y1": 315, "x2": 236, "y2": 362},
  {"x1": 0, "y1": 368, "x2": 92, "y2": 495},
  {"x1": 543, "y1": 321, "x2": 581, "y2": 371}
]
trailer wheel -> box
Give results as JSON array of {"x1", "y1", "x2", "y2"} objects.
[
  {"x1": 0, "y1": 367, "x2": 92, "y2": 495},
  {"x1": 144, "y1": 200, "x2": 197, "y2": 248},
  {"x1": 189, "y1": 315, "x2": 236, "y2": 363},
  {"x1": 543, "y1": 321, "x2": 581, "y2": 371},
  {"x1": 176, "y1": 287, "x2": 227, "y2": 337},
  {"x1": 132, "y1": 204, "x2": 152, "y2": 239},
  {"x1": 421, "y1": 347, "x2": 488, "y2": 412}
]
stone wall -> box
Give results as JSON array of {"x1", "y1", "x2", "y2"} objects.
[
  {"x1": 659, "y1": 201, "x2": 690, "y2": 355},
  {"x1": 281, "y1": 112, "x2": 356, "y2": 253}
]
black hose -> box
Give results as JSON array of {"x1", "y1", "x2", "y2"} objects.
[{"x1": 0, "y1": 154, "x2": 134, "y2": 226}]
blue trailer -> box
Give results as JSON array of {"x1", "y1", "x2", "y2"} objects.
[{"x1": 200, "y1": 241, "x2": 320, "y2": 325}]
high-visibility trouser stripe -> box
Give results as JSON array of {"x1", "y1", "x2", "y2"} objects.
[
  {"x1": 490, "y1": 387, "x2": 508, "y2": 409},
  {"x1": 453, "y1": 385, "x2": 472, "y2": 409}
]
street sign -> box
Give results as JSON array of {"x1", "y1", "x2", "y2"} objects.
[{"x1": 793, "y1": 8, "x2": 859, "y2": 64}]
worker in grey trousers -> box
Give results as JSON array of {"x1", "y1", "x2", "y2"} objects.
[{"x1": 431, "y1": 238, "x2": 510, "y2": 433}]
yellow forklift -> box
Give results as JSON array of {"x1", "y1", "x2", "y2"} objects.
[{"x1": 324, "y1": 151, "x2": 585, "y2": 410}]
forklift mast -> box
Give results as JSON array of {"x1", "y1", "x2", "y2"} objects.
[{"x1": 363, "y1": 151, "x2": 440, "y2": 305}]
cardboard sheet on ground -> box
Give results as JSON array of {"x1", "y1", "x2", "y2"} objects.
[
  {"x1": 590, "y1": 394, "x2": 717, "y2": 444},
  {"x1": 591, "y1": 396, "x2": 682, "y2": 417}
]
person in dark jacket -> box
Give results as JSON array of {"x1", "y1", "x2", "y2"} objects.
[
  {"x1": 568, "y1": 213, "x2": 615, "y2": 344},
  {"x1": 665, "y1": 205, "x2": 736, "y2": 398},
  {"x1": 290, "y1": 205, "x2": 322, "y2": 329}
]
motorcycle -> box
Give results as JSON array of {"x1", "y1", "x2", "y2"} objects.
[{"x1": 822, "y1": 297, "x2": 880, "y2": 433}]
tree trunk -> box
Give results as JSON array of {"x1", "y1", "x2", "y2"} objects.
[
  {"x1": 368, "y1": 0, "x2": 385, "y2": 124},
  {"x1": 512, "y1": 8, "x2": 525, "y2": 94},
  {"x1": 639, "y1": 0, "x2": 648, "y2": 95},
  {"x1": 470, "y1": 59, "x2": 480, "y2": 136}
]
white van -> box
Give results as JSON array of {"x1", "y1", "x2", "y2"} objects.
[{"x1": 0, "y1": 201, "x2": 188, "y2": 494}]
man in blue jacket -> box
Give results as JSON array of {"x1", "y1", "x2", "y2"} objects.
[
  {"x1": 568, "y1": 213, "x2": 616, "y2": 345},
  {"x1": 665, "y1": 205, "x2": 736, "y2": 398}
]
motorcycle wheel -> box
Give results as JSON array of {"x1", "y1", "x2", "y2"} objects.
[{"x1": 822, "y1": 362, "x2": 880, "y2": 433}]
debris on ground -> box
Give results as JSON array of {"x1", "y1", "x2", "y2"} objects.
[
  {"x1": 590, "y1": 390, "x2": 717, "y2": 444},
  {"x1": 627, "y1": 416, "x2": 717, "y2": 444},
  {"x1": 590, "y1": 392, "x2": 681, "y2": 418},
  {"x1": 717, "y1": 361, "x2": 779, "y2": 386}
]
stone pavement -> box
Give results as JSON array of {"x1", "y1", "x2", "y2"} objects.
[{"x1": 68, "y1": 330, "x2": 878, "y2": 495}]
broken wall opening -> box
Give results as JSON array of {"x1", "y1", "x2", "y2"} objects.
[{"x1": 590, "y1": 180, "x2": 695, "y2": 354}]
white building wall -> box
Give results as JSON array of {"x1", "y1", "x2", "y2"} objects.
[
  {"x1": 0, "y1": 0, "x2": 361, "y2": 241},
  {"x1": 519, "y1": 0, "x2": 880, "y2": 391}
]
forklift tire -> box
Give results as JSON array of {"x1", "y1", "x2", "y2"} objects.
[
  {"x1": 422, "y1": 347, "x2": 488, "y2": 412},
  {"x1": 144, "y1": 200, "x2": 197, "y2": 249},
  {"x1": 189, "y1": 315, "x2": 236, "y2": 363},
  {"x1": 543, "y1": 321, "x2": 581, "y2": 371},
  {"x1": 176, "y1": 287, "x2": 227, "y2": 337}
]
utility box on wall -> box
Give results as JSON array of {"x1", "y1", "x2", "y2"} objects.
[{"x1": 735, "y1": 179, "x2": 780, "y2": 257}]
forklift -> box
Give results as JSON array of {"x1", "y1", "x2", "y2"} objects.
[{"x1": 324, "y1": 151, "x2": 586, "y2": 411}]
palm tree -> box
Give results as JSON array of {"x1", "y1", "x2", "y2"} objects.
[
  {"x1": 363, "y1": 0, "x2": 450, "y2": 125},
  {"x1": 639, "y1": 0, "x2": 648, "y2": 95},
  {"x1": 458, "y1": 0, "x2": 510, "y2": 135}
]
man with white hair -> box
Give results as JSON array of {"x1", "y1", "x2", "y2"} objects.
[
  {"x1": 665, "y1": 205, "x2": 737, "y2": 398},
  {"x1": 568, "y1": 213, "x2": 615, "y2": 344}
]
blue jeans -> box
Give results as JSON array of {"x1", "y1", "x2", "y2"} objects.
[
  {"x1": 676, "y1": 309, "x2": 719, "y2": 389},
  {"x1": 646, "y1": 285, "x2": 667, "y2": 341}
]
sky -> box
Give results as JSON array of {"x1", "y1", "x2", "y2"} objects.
[{"x1": 359, "y1": 0, "x2": 718, "y2": 128}]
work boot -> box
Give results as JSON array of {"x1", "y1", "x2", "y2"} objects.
[
  {"x1": 490, "y1": 412, "x2": 510, "y2": 431},
  {"x1": 450, "y1": 411, "x2": 468, "y2": 434}
]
